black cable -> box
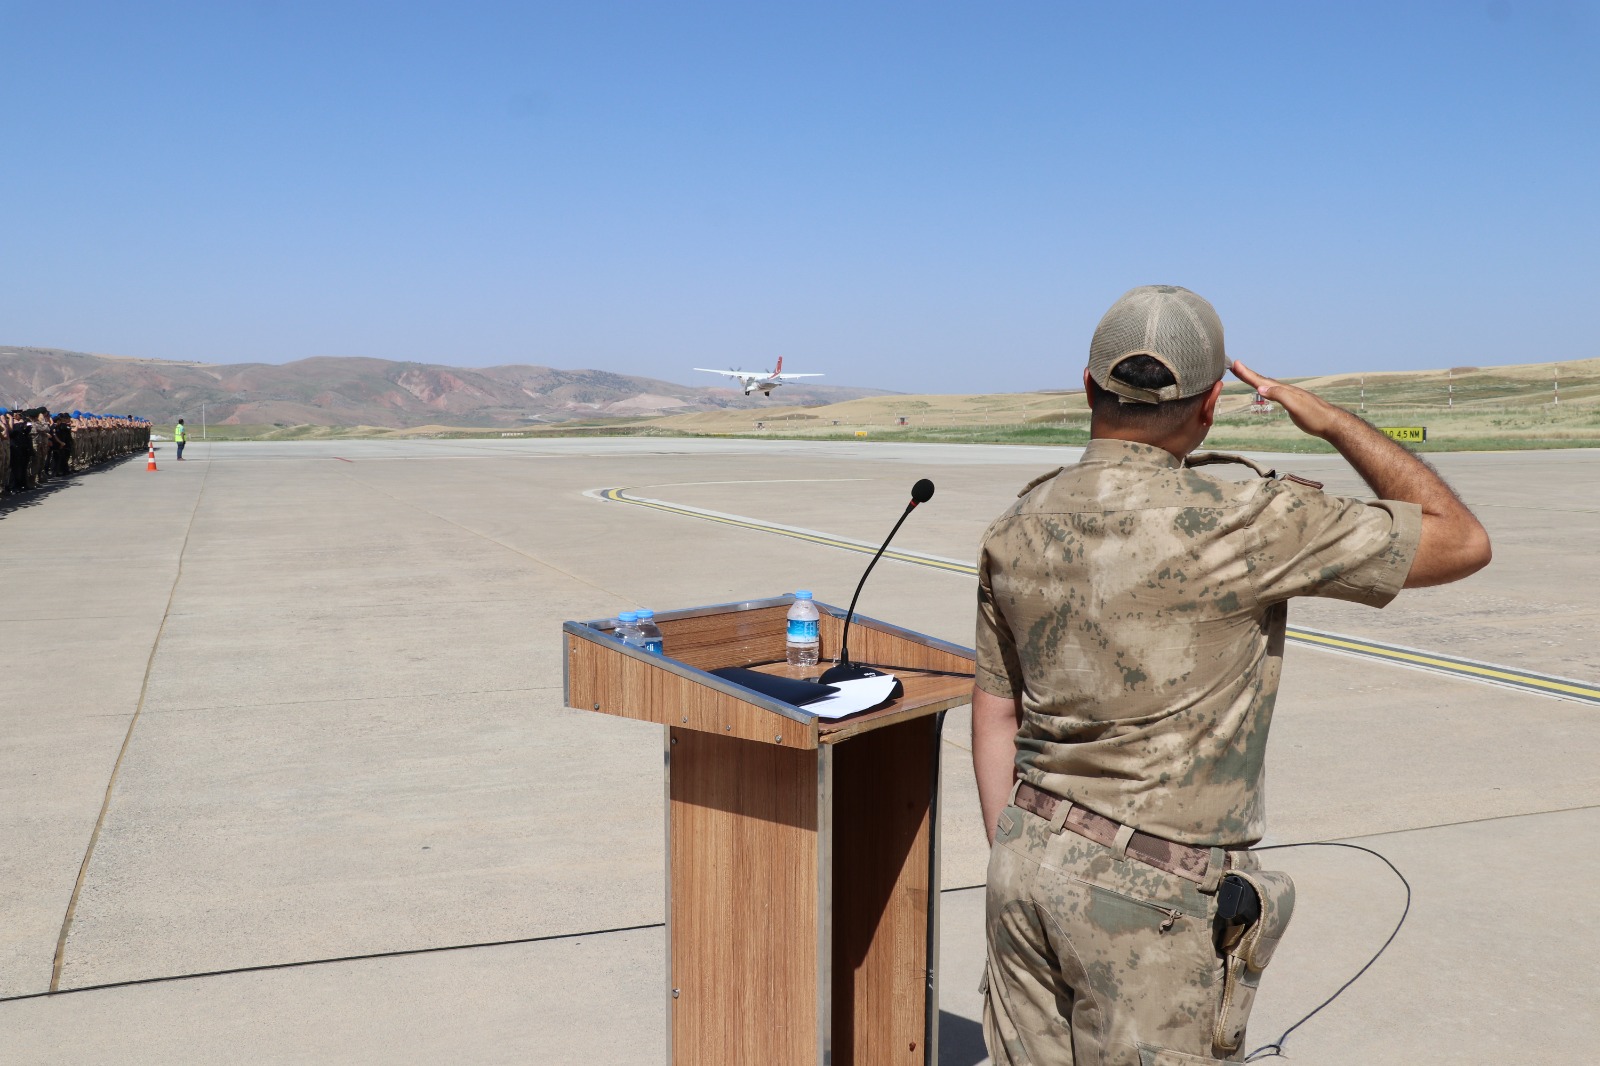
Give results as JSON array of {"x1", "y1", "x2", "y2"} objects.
[
  {"x1": 854, "y1": 661, "x2": 977, "y2": 679},
  {"x1": 1242, "y1": 841, "x2": 1412, "y2": 1061},
  {"x1": 2, "y1": 882, "x2": 1000, "y2": 1005},
  {"x1": 0, "y1": 921, "x2": 667, "y2": 1005}
]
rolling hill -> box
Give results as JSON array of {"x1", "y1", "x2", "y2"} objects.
[{"x1": 0, "y1": 347, "x2": 892, "y2": 428}]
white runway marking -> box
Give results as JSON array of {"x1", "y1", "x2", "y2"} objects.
[{"x1": 641, "y1": 478, "x2": 874, "y2": 488}]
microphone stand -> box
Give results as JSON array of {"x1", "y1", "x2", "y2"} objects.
[{"x1": 819, "y1": 497, "x2": 924, "y2": 690}]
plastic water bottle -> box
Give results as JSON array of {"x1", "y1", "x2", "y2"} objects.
[
  {"x1": 786, "y1": 591, "x2": 820, "y2": 667},
  {"x1": 636, "y1": 610, "x2": 665, "y2": 656},
  {"x1": 615, "y1": 611, "x2": 642, "y2": 647}
]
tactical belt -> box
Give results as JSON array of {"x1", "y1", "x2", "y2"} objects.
[{"x1": 1014, "y1": 782, "x2": 1228, "y2": 886}]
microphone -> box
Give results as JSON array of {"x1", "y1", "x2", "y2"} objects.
[{"x1": 819, "y1": 478, "x2": 936, "y2": 692}]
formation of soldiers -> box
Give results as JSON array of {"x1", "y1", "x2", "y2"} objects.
[{"x1": 1, "y1": 408, "x2": 152, "y2": 499}]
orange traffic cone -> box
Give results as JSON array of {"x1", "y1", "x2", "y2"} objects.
[{"x1": 147, "y1": 445, "x2": 158, "y2": 472}]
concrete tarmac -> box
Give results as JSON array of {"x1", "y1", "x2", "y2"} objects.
[{"x1": 3, "y1": 438, "x2": 1596, "y2": 1063}]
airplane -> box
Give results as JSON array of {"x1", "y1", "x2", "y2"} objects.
[{"x1": 692, "y1": 356, "x2": 822, "y2": 397}]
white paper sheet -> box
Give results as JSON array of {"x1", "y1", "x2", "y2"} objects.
[{"x1": 802, "y1": 675, "x2": 898, "y2": 719}]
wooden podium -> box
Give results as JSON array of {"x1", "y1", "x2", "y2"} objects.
[{"x1": 564, "y1": 596, "x2": 975, "y2": 1066}]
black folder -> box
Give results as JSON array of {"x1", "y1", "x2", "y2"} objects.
[{"x1": 709, "y1": 667, "x2": 839, "y2": 707}]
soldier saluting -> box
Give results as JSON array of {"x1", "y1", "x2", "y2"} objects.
[{"x1": 971, "y1": 285, "x2": 1490, "y2": 1064}]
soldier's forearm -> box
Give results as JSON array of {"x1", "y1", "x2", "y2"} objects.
[
  {"x1": 1319, "y1": 408, "x2": 1460, "y2": 517},
  {"x1": 1320, "y1": 408, "x2": 1492, "y2": 586},
  {"x1": 972, "y1": 685, "x2": 1022, "y2": 847}
]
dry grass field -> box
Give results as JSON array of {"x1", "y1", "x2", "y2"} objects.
[
  {"x1": 187, "y1": 358, "x2": 1600, "y2": 452},
  {"x1": 635, "y1": 357, "x2": 1600, "y2": 453}
]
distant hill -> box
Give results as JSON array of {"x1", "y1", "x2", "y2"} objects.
[{"x1": 0, "y1": 347, "x2": 894, "y2": 427}]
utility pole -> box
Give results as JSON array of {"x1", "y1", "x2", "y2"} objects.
[
  {"x1": 1554, "y1": 365, "x2": 1560, "y2": 406},
  {"x1": 201, "y1": 402, "x2": 207, "y2": 440},
  {"x1": 1447, "y1": 369, "x2": 1453, "y2": 409},
  {"x1": 1360, "y1": 375, "x2": 1366, "y2": 413}
]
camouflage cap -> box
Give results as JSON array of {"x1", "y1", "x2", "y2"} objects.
[{"x1": 1088, "y1": 285, "x2": 1227, "y2": 403}]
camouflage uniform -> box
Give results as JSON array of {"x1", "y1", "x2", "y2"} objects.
[
  {"x1": 34, "y1": 418, "x2": 53, "y2": 485},
  {"x1": 976, "y1": 438, "x2": 1421, "y2": 1065}
]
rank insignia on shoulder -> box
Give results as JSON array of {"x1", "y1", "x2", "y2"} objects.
[
  {"x1": 1279, "y1": 473, "x2": 1325, "y2": 490},
  {"x1": 1017, "y1": 467, "x2": 1064, "y2": 497}
]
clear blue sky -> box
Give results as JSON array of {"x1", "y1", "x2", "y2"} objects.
[{"x1": 2, "y1": 2, "x2": 1595, "y2": 393}]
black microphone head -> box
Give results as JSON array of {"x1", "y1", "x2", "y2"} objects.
[{"x1": 911, "y1": 478, "x2": 935, "y2": 504}]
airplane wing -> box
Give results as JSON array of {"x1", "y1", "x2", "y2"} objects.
[
  {"x1": 772, "y1": 373, "x2": 823, "y2": 380},
  {"x1": 694, "y1": 368, "x2": 755, "y2": 382}
]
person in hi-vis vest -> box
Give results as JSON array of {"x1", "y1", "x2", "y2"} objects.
[{"x1": 174, "y1": 419, "x2": 187, "y2": 460}]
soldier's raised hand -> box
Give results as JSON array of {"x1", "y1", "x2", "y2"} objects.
[{"x1": 1230, "y1": 361, "x2": 1348, "y2": 439}]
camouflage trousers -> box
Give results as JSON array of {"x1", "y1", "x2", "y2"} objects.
[{"x1": 983, "y1": 802, "x2": 1263, "y2": 1065}]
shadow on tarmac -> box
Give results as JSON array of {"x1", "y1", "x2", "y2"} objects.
[
  {"x1": 0, "y1": 453, "x2": 142, "y2": 520},
  {"x1": 941, "y1": 1009, "x2": 987, "y2": 1065}
]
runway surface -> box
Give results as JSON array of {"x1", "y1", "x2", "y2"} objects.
[
  {"x1": 595, "y1": 484, "x2": 1600, "y2": 706},
  {"x1": 3, "y1": 437, "x2": 1596, "y2": 1064}
]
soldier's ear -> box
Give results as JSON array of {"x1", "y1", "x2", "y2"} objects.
[{"x1": 1199, "y1": 379, "x2": 1225, "y2": 430}]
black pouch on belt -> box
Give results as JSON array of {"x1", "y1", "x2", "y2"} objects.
[{"x1": 1212, "y1": 869, "x2": 1296, "y2": 1056}]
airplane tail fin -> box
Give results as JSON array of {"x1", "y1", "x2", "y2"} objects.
[{"x1": 773, "y1": 356, "x2": 782, "y2": 376}]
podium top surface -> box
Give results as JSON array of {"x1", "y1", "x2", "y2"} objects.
[{"x1": 564, "y1": 596, "x2": 975, "y2": 747}]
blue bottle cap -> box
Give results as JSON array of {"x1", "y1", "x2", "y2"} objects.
[
  {"x1": 794, "y1": 590, "x2": 813, "y2": 599},
  {"x1": 618, "y1": 612, "x2": 638, "y2": 623},
  {"x1": 637, "y1": 609, "x2": 654, "y2": 619}
]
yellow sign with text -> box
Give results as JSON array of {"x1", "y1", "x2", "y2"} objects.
[{"x1": 1381, "y1": 426, "x2": 1427, "y2": 442}]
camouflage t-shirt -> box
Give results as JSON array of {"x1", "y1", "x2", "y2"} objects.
[{"x1": 975, "y1": 438, "x2": 1422, "y2": 847}]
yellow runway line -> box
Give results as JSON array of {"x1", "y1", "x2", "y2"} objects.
[{"x1": 1282, "y1": 628, "x2": 1600, "y2": 704}]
